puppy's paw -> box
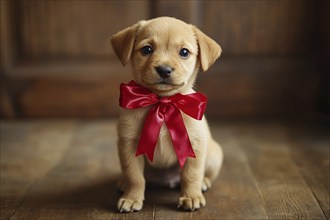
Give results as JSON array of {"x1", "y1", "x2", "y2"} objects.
[
  {"x1": 202, "y1": 177, "x2": 212, "y2": 192},
  {"x1": 178, "y1": 194, "x2": 206, "y2": 211},
  {"x1": 118, "y1": 198, "x2": 143, "y2": 213}
]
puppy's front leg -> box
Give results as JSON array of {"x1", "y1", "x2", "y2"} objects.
[
  {"x1": 178, "y1": 145, "x2": 206, "y2": 211},
  {"x1": 117, "y1": 138, "x2": 145, "y2": 212}
]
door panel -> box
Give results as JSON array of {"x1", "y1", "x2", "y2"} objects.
[{"x1": 1, "y1": 0, "x2": 328, "y2": 118}]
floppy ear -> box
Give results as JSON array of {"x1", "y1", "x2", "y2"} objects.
[
  {"x1": 192, "y1": 26, "x2": 222, "y2": 72},
  {"x1": 110, "y1": 23, "x2": 140, "y2": 66}
]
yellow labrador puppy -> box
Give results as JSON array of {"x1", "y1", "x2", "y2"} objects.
[{"x1": 111, "y1": 17, "x2": 223, "y2": 212}]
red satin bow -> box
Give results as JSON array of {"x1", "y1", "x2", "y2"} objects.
[{"x1": 119, "y1": 81, "x2": 207, "y2": 168}]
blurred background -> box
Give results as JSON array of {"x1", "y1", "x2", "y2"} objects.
[{"x1": 1, "y1": 0, "x2": 329, "y2": 120}]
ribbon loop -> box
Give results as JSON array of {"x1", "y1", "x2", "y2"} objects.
[{"x1": 119, "y1": 81, "x2": 207, "y2": 168}]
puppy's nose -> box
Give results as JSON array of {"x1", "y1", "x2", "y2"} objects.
[{"x1": 155, "y1": 65, "x2": 172, "y2": 79}]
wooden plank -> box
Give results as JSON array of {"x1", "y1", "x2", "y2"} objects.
[
  {"x1": 236, "y1": 123, "x2": 327, "y2": 219},
  {"x1": 202, "y1": 0, "x2": 318, "y2": 56},
  {"x1": 287, "y1": 124, "x2": 330, "y2": 219},
  {"x1": 6, "y1": 60, "x2": 131, "y2": 118},
  {"x1": 1, "y1": 121, "x2": 31, "y2": 220},
  {"x1": 4, "y1": 57, "x2": 321, "y2": 118},
  {"x1": 200, "y1": 57, "x2": 320, "y2": 118},
  {"x1": 19, "y1": 77, "x2": 124, "y2": 118},
  {"x1": 9, "y1": 121, "x2": 153, "y2": 220},
  {"x1": 0, "y1": 120, "x2": 76, "y2": 220},
  {"x1": 7, "y1": 60, "x2": 130, "y2": 78},
  {"x1": 0, "y1": 83, "x2": 15, "y2": 118},
  {"x1": 2, "y1": 121, "x2": 329, "y2": 219},
  {"x1": 151, "y1": 124, "x2": 268, "y2": 219},
  {"x1": 17, "y1": 0, "x2": 148, "y2": 59},
  {"x1": 151, "y1": 0, "x2": 201, "y2": 25},
  {"x1": 0, "y1": 0, "x2": 15, "y2": 69}
]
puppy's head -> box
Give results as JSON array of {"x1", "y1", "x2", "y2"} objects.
[{"x1": 111, "y1": 17, "x2": 221, "y2": 96}]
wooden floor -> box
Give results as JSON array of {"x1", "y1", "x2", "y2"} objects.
[{"x1": 1, "y1": 119, "x2": 329, "y2": 220}]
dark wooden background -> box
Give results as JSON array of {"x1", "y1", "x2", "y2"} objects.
[{"x1": 1, "y1": 0, "x2": 329, "y2": 119}]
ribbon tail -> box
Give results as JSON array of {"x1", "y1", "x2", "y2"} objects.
[
  {"x1": 136, "y1": 105, "x2": 164, "y2": 162},
  {"x1": 165, "y1": 105, "x2": 196, "y2": 168}
]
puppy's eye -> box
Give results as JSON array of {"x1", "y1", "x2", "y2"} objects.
[
  {"x1": 141, "y1": 46, "x2": 153, "y2": 55},
  {"x1": 179, "y1": 48, "x2": 190, "y2": 58}
]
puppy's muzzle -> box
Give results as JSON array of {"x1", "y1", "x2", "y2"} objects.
[{"x1": 155, "y1": 65, "x2": 173, "y2": 79}]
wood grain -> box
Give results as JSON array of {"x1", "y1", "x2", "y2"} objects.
[
  {"x1": 3, "y1": 57, "x2": 321, "y2": 118},
  {"x1": 202, "y1": 0, "x2": 318, "y2": 56},
  {"x1": 151, "y1": 0, "x2": 202, "y2": 25},
  {"x1": 0, "y1": 81, "x2": 15, "y2": 118},
  {"x1": 287, "y1": 124, "x2": 330, "y2": 219},
  {"x1": 1, "y1": 1, "x2": 329, "y2": 118},
  {"x1": 199, "y1": 57, "x2": 321, "y2": 118},
  {"x1": 235, "y1": 123, "x2": 327, "y2": 219},
  {"x1": 1, "y1": 120, "x2": 329, "y2": 219},
  {"x1": 0, "y1": 121, "x2": 77, "y2": 219},
  {"x1": 18, "y1": 0, "x2": 148, "y2": 59}
]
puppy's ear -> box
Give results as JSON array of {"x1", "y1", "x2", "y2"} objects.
[
  {"x1": 192, "y1": 26, "x2": 222, "y2": 72},
  {"x1": 111, "y1": 22, "x2": 143, "y2": 66}
]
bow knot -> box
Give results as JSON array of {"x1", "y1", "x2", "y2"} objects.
[
  {"x1": 119, "y1": 81, "x2": 207, "y2": 168},
  {"x1": 159, "y1": 97, "x2": 171, "y2": 114},
  {"x1": 160, "y1": 97, "x2": 171, "y2": 104}
]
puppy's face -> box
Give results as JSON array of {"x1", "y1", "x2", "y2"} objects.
[
  {"x1": 131, "y1": 19, "x2": 198, "y2": 95},
  {"x1": 111, "y1": 17, "x2": 222, "y2": 96}
]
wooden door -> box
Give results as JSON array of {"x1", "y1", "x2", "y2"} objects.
[{"x1": 1, "y1": 0, "x2": 329, "y2": 118}]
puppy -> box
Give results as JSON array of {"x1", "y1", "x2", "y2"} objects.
[{"x1": 111, "y1": 17, "x2": 223, "y2": 212}]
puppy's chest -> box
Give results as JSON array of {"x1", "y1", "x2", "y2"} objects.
[
  {"x1": 139, "y1": 108, "x2": 203, "y2": 167},
  {"x1": 152, "y1": 124, "x2": 177, "y2": 167},
  {"x1": 128, "y1": 108, "x2": 201, "y2": 167}
]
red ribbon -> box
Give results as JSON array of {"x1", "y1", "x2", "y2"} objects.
[{"x1": 119, "y1": 81, "x2": 207, "y2": 168}]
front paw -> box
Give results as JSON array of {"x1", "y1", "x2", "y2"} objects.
[
  {"x1": 178, "y1": 194, "x2": 206, "y2": 211},
  {"x1": 118, "y1": 197, "x2": 143, "y2": 213}
]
